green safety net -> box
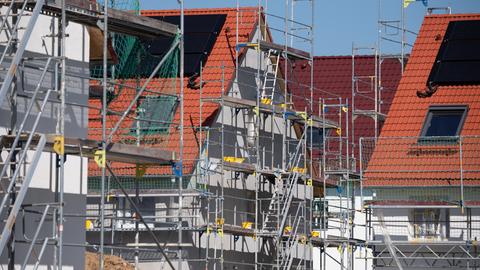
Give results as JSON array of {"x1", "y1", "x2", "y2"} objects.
[
  {"x1": 130, "y1": 94, "x2": 178, "y2": 136},
  {"x1": 88, "y1": 0, "x2": 183, "y2": 192},
  {"x1": 120, "y1": 34, "x2": 180, "y2": 79},
  {"x1": 90, "y1": 0, "x2": 139, "y2": 79},
  {"x1": 90, "y1": 0, "x2": 180, "y2": 80},
  {"x1": 88, "y1": 176, "x2": 191, "y2": 192}
]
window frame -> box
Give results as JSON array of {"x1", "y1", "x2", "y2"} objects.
[
  {"x1": 412, "y1": 208, "x2": 442, "y2": 239},
  {"x1": 419, "y1": 105, "x2": 468, "y2": 139},
  {"x1": 131, "y1": 94, "x2": 179, "y2": 136}
]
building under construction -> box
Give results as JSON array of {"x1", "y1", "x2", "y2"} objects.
[{"x1": 0, "y1": 0, "x2": 479, "y2": 269}]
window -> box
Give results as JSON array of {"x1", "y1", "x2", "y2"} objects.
[
  {"x1": 428, "y1": 20, "x2": 480, "y2": 86},
  {"x1": 420, "y1": 106, "x2": 467, "y2": 139},
  {"x1": 131, "y1": 95, "x2": 178, "y2": 135},
  {"x1": 306, "y1": 127, "x2": 324, "y2": 148},
  {"x1": 312, "y1": 199, "x2": 328, "y2": 230},
  {"x1": 413, "y1": 209, "x2": 441, "y2": 238}
]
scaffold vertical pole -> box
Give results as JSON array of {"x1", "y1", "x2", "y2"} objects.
[
  {"x1": 178, "y1": 0, "x2": 185, "y2": 268},
  {"x1": 100, "y1": 0, "x2": 109, "y2": 267}
]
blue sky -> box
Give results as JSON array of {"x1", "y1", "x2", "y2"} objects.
[{"x1": 142, "y1": 0, "x2": 480, "y2": 56}]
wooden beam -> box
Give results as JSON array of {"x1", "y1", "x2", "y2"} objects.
[{"x1": 1, "y1": 0, "x2": 178, "y2": 38}]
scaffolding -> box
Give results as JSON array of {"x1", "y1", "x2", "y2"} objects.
[
  {"x1": 1, "y1": 0, "x2": 471, "y2": 269},
  {"x1": 0, "y1": 0, "x2": 180, "y2": 269},
  {"x1": 359, "y1": 136, "x2": 480, "y2": 269}
]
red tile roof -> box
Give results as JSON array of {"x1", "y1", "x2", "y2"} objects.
[
  {"x1": 88, "y1": 7, "x2": 259, "y2": 177},
  {"x1": 287, "y1": 56, "x2": 403, "y2": 172},
  {"x1": 363, "y1": 14, "x2": 480, "y2": 187}
]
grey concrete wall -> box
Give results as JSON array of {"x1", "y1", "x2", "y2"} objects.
[
  {"x1": 0, "y1": 188, "x2": 85, "y2": 269},
  {"x1": 0, "y1": 14, "x2": 89, "y2": 270}
]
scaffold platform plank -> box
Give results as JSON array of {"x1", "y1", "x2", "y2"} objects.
[
  {"x1": 0, "y1": 0, "x2": 178, "y2": 38},
  {"x1": 258, "y1": 40, "x2": 311, "y2": 60},
  {"x1": 310, "y1": 235, "x2": 365, "y2": 247},
  {"x1": 87, "y1": 188, "x2": 203, "y2": 197},
  {"x1": 0, "y1": 134, "x2": 177, "y2": 165},
  {"x1": 353, "y1": 109, "x2": 386, "y2": 121},
  {"x1": 236, "y1": 41, "x2": 310, "y2": 60},
  {"x1": 209, "y1": 96, "x2": 338, "y2": 129}
]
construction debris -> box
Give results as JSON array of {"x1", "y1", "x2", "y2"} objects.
[{"x1": 85, "y1": 252, "x2": 134, "y2": 270}]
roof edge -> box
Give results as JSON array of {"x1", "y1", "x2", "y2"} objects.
[{"x1": 141, "y1": 6, "x2": 258, "y2": 15}]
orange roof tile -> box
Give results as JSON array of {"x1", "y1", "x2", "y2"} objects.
[
  {"x1": 88, "y1": 7, "x2": 258, "y2": 178},
  {"x1": 364, "y1": 14, "x2": 480, "y2": 187}
]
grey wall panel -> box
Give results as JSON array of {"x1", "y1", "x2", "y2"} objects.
[
  {"x1": 0, "y1": 188, "x2": 85, "y2": 269},
  {"x1": 0, "y1": 49, "x2": 89, "y2": 139}
]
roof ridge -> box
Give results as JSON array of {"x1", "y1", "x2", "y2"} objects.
[
  {"x1": 425, "y1": 12, "x2": 480, "y2": 19},
  {"x1": 141, "y1": 6, "x2": 258, "y2": 15},
  {"x1": 314, "y1": 55, "x2": 376, "y2": 59}
]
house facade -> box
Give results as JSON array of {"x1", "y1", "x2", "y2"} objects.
[
  {"x1": 288, "y1": 55, "x2": 403, "y2": 270},
  {"x1": 0, "y1": 8, "x2": 89, "y2": 269},
  {"x1": 362, "y1": 13, "x2": 480, "y2": 269},
  {"x1": 87, "y1": 7, "x2": 317, "y2": 269}
]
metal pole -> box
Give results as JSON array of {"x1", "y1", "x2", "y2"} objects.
[
  {"x1": 459, "y1": 136, "x2": 464, "y2": 214},
  {"x1": 100, "y1": 0, "x2": 109, "y2": 267},
  {"x1": 255, "y1": 1, "x2": 261, "y2": 269},
  {"x1": 58, "y1": 0, "x2": 67, "y2": 267},
  {"x1": 178, "y1": 0, "x2": 185, "y2": 269},
  {"x1": 400, "y1": 0, "x2": 405, "y2": 73},
  {"x1": 135, "y1": 80, "x2": 141, "y2": 270}
]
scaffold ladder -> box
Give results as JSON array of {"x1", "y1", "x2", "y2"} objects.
[
  {"x1": 262, "y1": 131, "x2": 305, "y2": 238},
  {"x1": 0, "y1": 0, "x2": 45, "y2": 108},
  {"x1": 377, "y1": 210, "x2": 404, "y2": 270},
  {"x1": 278, "y1": 203, "x2": 303, "y2": 269},
  {"x1": 260, "y1": 49, "x2": 280, "y2": 105}
]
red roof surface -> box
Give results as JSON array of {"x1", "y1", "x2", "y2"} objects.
[
  {"x1": 288, "y1": 56, "x2": 403, "y2": 173},
  {"x1": 364, "y1": 14, "x2": 480, "y2": 187},
  {"x1": 89, "y1": 7, "x2": 258, "y2": 177}
]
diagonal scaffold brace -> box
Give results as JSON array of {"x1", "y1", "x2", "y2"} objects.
[{"x1": 106, "y1": 163, "x2": 175, "y2": 269}]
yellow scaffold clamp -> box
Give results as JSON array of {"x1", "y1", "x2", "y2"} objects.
[
  {"x1": 300, "y1": 235, "x2": 307, "y2": 244},
  {"x1": 223, "y1": 156, "x2": 245, "y2": 163},
  {"x1": 297, "y1": 111, "x2": 307, "y2": 120},
  {"x1": 136, "y1": 164, "x2": 148, "y2": 178},
  {"x1": 342, "y1": 106, "x2": 348, "y2": 113},
  {"x1": 85, "y1": 219, "x2": 94, "y2": 230},
  {"x1": 279, "y1": 103, "x2": 287, "y2": 109},
  {"x1": 307, "y1": 118, "x2": 314, "y2": 127},
  {"x1": 218, "y1": 228, "x2": 224, "y2": 237},
  {"x1": 307, "y1": 178, "x2": 313, "y2": 186},
  {"x1": 216, "y1": 218, "x2": 225, "y2": 226},
  {"x1": 206, "y1": 226, "x2": 213, "y2": 235},
  {"x1": 338, "y1": 245, "x2": 344, "y2": 254},
  {"x1": 292, "y1": 167, "x2": 306, "y2": 174},
  {"x1": 336, "y1": 128, "x2": 342, "y2": 136},
  {"x1": 311, "y1": 231, "x2": 320, "y2": 238},
  {"x1": 94, "y1": 150, "x2": 106, "y2": 168},
  {"x1": 284, "y1": 225, "x2": 292, "y2": 234},
  {"x1": 261, "y1": 97, "x2": 272, "y2": 105},
  {"x1": 253, "y1": 106, "x2": 260, "y2": 116},
  {"x1": 242, "y1": 221, "x2": 253, "y2": 229},
  {"x1": 53, "y1": 136, "x2": 64, "y2": 155}
]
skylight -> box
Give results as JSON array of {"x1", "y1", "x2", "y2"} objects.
[{"x1": 420, "y1": 106, "x2": 467, "y2": 137}]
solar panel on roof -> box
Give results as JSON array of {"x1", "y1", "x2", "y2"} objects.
[
  {"x1": 428, "y1": 20, "x2": 480, "y2": 86},
  {"x1": 144, "y1": 14, "x2": 227, "y2": 77}
]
